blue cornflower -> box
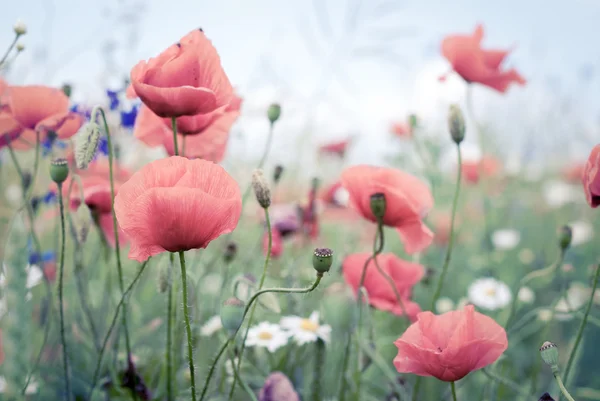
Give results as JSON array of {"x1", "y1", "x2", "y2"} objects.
[
  {"x1": 70, "y1": 104, "x2": 92, "y2": 119},
  {"x1": 42, "y1": 191, "x2": 57, "y2": 204},
  {"x1": 120, "y1": 104, "x2": 139, "y2": 129},
  {"x1": 107, "y1": 89, "x2": 120, "y2": 111},
  {"x1": 98, "y1": 135, "x2": 109, "y2": 156}
]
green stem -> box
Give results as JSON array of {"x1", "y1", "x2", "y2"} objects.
[
  {"x1": 166, "y1": 253, "x2": 174, "y2": 401},
  {"x1": 227, "y1": 343, "x2": 258, "y2": 401},
  {"x1": 230, "y1": 206, "x2": 272, "y2": 399},
  {"x1": 312, "y1": 338, "x2": 325, "y2": 401},
  {"x1": 57, "y1": 183, "x2": 72, "y2": 401},
  {"x1": 357, "y1": 339, "x2": 408, "y2": 400},
  {"x1": 199, "y1": 338, "x2": 231, "y2": 401},
  {"x1": 451, "y1": 381, "x2": 458, "y2": 401},
  {"x1": 481, "y1": 368, "x2": 534, "y2": 397},
  {"x1": 429, "y1": 142, "x2": 462, "y2": 310},
  {"x1": 171, "y1": 117, "x2": 179, "y2": 156},
  {"x1": 87, "y1": 260, "x2": 150, "y2": 400},
  {"x1": 564, "y1": 262, "x2": 600, "y2": 384},
  {"x1": 337, "y1": 334, "x2": 352, "y2": 401},
  {"x1": 179, "y1": 251, "x2": 197, "y2": 401},
  {"x1": 554, "y1": 373, "x2": 576, "y2": 401},
  {"x1": 0, "y1": 33, "x2": 19, "y2": 66},
  {"x1": 372, "y1": 254, "x2": 409, "y2": 323}
]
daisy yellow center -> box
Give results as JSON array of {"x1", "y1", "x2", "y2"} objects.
[
  {"x1": 485, "y1": 288, "x2": 497, "y2": 297},
  {"x1": 258, "y1": 331, "x2": 273, "y2": 340},
  {"x1": 300, "y1": 319, "x2": 319, "y2": 332}
]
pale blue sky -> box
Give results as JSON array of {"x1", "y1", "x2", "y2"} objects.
[{"x1": 1, "y1": 0, "x2": 599, "y2": 170}]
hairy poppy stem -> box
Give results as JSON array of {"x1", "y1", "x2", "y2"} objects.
[
  {"x1": 564, "y1": 262, "x2": 600, "y2": 385},
  {"x1": 554, "y1": 373, "x2": 575, "y2": 401},
  {"x1": 166, "y1": 253, "x2": 175, "y2": 401},
  {"x1": 56, "y1": 183, "x2": 72, "y2": 401},
  {"x1": 229, "y1": 206, "x2": 272, "y2": 399},
  {"x1": 228, "y1": 343, "x2": 258, "y2": 401},
  {"x1": 312, "y1": 338, "x2": 325, "y2": 401},
  {"x1": 450, "y1": 381, "x2": 458, "y2": 401},
  {"x1": 179, "y1": 251, "x2": 198, "y2": 401},
  {"x1": 171, "y1": 117, "x2": 179, "y2": 156}
]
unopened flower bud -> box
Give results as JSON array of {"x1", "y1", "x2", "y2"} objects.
[
  {"x1": 74, "y1": 204, "x2": 92, "y2": 244},
  {"x1": 539, "y1": 341, "x2": 559, "y2": 373},
  {"x1": 558, "y1": 225, "x2": 572, "y2": 251},
  {"x1": 16, "y1": 43, "x2": 24, "y2": 52},
  {"x1": 538, "y1": 393, "x2": 555, "y2": 401},
  {"x1": 62, "y1": 83, "x2": 72, "y2": 98},
  {"x1": 220, "y1": 298, "x2": 245, "y2": 333},
  {"x1": 75, "y1": 123, "x2": 101, "y2": 170},
  {"x1": 313, "y1": 248, "x2": 333, "y2": 275},
  {"x1": 21, "y1": 171, "x2": 32, "y2": 192},
  {"x1": 273, "y1": 165, "x2": 284, "y2": 183},
  {"x1": 369, "y1": 193, "x2": 386, "y2": 220},
  {"x1": 157, "y1": 263, "x2": 171, "y2": 294},
  {"x1": 13, "y1": 20, "x2": 27, "y2": 36},
  {"x1": 224, "y1": 242, "x2": 238, "y2": 264},
  {"x1": 252, "y1": 169, "x2": 271, "y2": 209},
  {"x1": 50, "y1": 158, "x2": 69, "y2": 184},
  {"x1": 267, "y1": 103, "x2": 281, "y2": 124},
  {"x1": 448, "y1": 104, "x2": 466, "y2": 144}
]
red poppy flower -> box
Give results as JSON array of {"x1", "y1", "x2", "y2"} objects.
[
  {"x1": 114, "y1": 156, "x2": 242, "y2": 262},
  {"x1": 461, "y1": 156, "x2": 501, "y2": 185},
  {"x1": 129, "y1": 29, "x2": 233, "y2": 118},
  {"x1": 341, "y1": 165, "x2": 434, "y2": 254},
  {"x1": 391, "y1": 122, "x2": 412, "y2": 138},
  {"x1": 441, "y1": 25, "x2": 526, "y2": 93},
  {"x1": 583, "y1": 144, "x2": 600, "y2": 208},
  {"x1": 318, "y1": 139, "x2": 351, "y2": 158},
  {"x1": 393, "y1": 305, "x2": 508, "y2": 381},
  {"x1": 343, "y1": 252, "x2": 423, "y2": 320}
]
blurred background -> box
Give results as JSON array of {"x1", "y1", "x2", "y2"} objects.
[{"x1": 1, "y1": 0, "x2": 599, "y2": 173}]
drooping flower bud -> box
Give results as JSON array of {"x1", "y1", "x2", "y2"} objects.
[
  {"x1": 224, "y1": 242, "x2": 238, "y2": 264},
  {"x1": 558, "y1": 225, "x2": 572, "y2": 251},
  {"x1": 369, "y1": 192, "x2": 386, "y2": 220},
  {"x1": 50, "y1": 158, "x2": 69, "y2": 184},
  {"x1": 313, "y1": 248, "x2": 333, "y2": 275},
  {"x1": 252, "y1": 169, "x2": 271, "y2": 209},
  {"x1": 448, "y1": 104, "x2": 466, "y2": 144},
  {"x1": 13, "y1": 20, "x2": 27, "y2": 36},
  {"x1": 539, "y1": 341, "x2": 559, "y2": 373},
  {"x1": 74, "y1": 204, "x2": 92, "y2": 244},
  {"x1": 21, "y1": 171, "x2": 32, "y2": 192},
  {"x1": 273, "y1": 165, "x2": 284, "y2": 184},
  {"x1": 220, "y1": 298, "x2": 245, "y2": 333},
  {"x1": 267, "y1": 103, "x2": 281, "y2": 124},
  {"x1": 75, "y1": 123, "x2": 101, "y2": 170}
]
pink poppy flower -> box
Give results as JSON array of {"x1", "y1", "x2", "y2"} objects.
[
  {"x1": 129, "y1": 29, "x2": 233, "y2": 118},
  {"x1": 461, "y1": 156, "x2": 501, "y2": 185},
  {"x1": 341, "y1": 165, "x2": 434, "y2": 254},
  {"x1": 441, "y1": 24, "x2": 526, "y2": 93},
  {"x1": 114, "y1": 156, "x2": 242, "y2": 262},
  {"x1": 393, "y1": 305, "x2": 508, "y2": 381},
  {"x1": 390, "y1": 122, "x2": 412, "y2": 138},
  {"x1": 583, "y1": 144, "x2": 600, "y2": 208},
  {"x1": 0, "y1": 111, "x2": 23, "y2": 149},
  {"x1": 318, "y1": 138, "x2": 351, "y2": 158},
  {"x1": 342, "y1": 252, "x2": 423, "y2": 320}
]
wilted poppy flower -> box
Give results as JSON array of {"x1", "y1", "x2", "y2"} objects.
[
  {"x1": 114, "y1": 156, "x2": 242, "y2": 262},
  {"x1": 341, "y1": 165, "x2": 434, "y2": 254},
  {"x1": 461, "y1": 156, "x2": 501, "y2": 185},
  {"x1": 343, "y1": 252, "x2": 424, "y2": 320},
  {"x1": 441, "y1": 24, "x2": 526, "y2": 93},
  {"x1": 393, "y1": 305, "x2": 508, "y2": 381},
  {"x1": 129, "y1": 29, "x2": 233, "y2": 119},
  {"x1": 259, "y1": 372, "x2": 300, "y2": 401},
  {"x1": 318, "y1": 138, "x2": 351, "y2": 158},
  {"x1": 583, "y1": 144, "x2": 600, "y2": 208},
  {"x1": 59, "y1": 160, "x2": 132, "y2": 246}
]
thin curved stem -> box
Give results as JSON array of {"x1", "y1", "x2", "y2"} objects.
[
  {"x1": 430, "y1": 143, "x2": 462, "y2": 310},
  {"x1": 337, "y1": 334, "x2": 352, "y2": 401},
  {"x1": 451, "y1": 381, "x2": 458, "y2": 401},
  {"x1": 199, "y1": 338, "x2": 231, "y2": 401},
  {"x1": 229, "y1": 206, "x2": 272, "y2": 399},
  {"x1": 554, "y1": 373, "x2": 575, "y2": 401},
  {"x1": 227, "y1": 343, "x2": 258, "y2": 401},
  {"x1": 372, "y1": 255, "x2": 409, "y2": 323},
  {"x1": 87, "y1": 260, "x2": 149, "y2": 400},
  {"x1": 57, "y1": 183, "x2": 72, "y2": 401},
  {"x1": 166, "y1": 253, "x2": 174, "y2": 401},
  {"x1": 171, "y1": 117, "x2": 179, "y2": 156},
  {"x1": 0, "y1": 33, "x2": 19, "y2": 66},
  {"x1": 179, "y1": 251, "x2": 197, "y2": 401},
  {"x1": 564, "y1": 262, "x2": 600, "y2": 384}
]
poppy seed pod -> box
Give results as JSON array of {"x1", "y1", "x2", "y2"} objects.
[
  {"x1": 448, "y1": 104, "x2": 465, "y2": 145},
  {"x1": 50, "y1": 158, "x2": 69, "y2": 184},
  {"x1": 267, "y1": 103, "x2": 281, "y2": 124},
  {"x1": 13, "y1": 20, "x2": 26, "y2": 36},
  {"x1": 369, "y1": 192, "x2": 386, "y2": 220},
  {"x1": 273, "y1": 165, "x2": 284, "y2": 184},
  {"x1": 220, "y1": 298, "x2": 246, "y2": 333},
  {"x1": 558, "y1": 225, "x2": 572, "y2": 251},
  {"x1": 224, "y1": 242, "x2": 238, "y2": 264},
  {"x1": 75, "y1": 122, "x2": 102, "y2": 170},
  {"x1": 252, "y1": 169, "x2": 271, "y2": 209},
  {"x1": 313, "y1": 248, "x2": 333, "y2": 275},
  {"x1": 539, "y1": 341, "x2": 559, "y2": 373}
]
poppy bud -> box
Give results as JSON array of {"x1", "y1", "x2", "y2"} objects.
[
  {"x1": 538, "y1": 393, "x2": 556, "y2": 401},
  {"x1": 16, "y1": 43, "x2": 24, "y2": 52},
  {"x1": 62, "y1": 83, "x2": 72, "y2": 98},
  {"x1": 74, "y1": 204, "x2": 92, "y2": 244},
  {"x1": 539, "y1": 341, "x2": 559, "y2": 373},
  {"x1": 267, "y1": 103, "x2": 281, "y2": 124},
  {"x1": 313, "y1": 248, "x2": 333, "y2": 275},
  {"x1": 13, "y1": 20, "x2": 27, "y2": 36},
  {"x1": 75, "y1": 122, "x2": 101, "y2": 170},
  {"x1": 224, "y1": 242, "x2": 238, "y2": 264},
  {"x1": 369, "y1": 192, "x2": 386, "y2": 220},
  {"x1": 558, "y1": 225, "x2": 572, "y2": 251},
  {"x1": 273, "y1": 165, "x2": 284, "y2": 183},
  {"x1": 21, "y1": 171, "x2": 32, "y2": 192},
  {"x1": 50, "y1": 158, "x2": 69, "y2": 184},
  {"x1": 252, "y1": 169, "x2": 271, "y2": 209},
  {"x1": 220, "y1": 298, "x2": 245, "y2": 333},
  {"x1": 448, "y1": 104, "x2": 465, "y2": 144}
]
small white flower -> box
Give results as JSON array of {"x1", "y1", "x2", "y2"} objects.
[
  {"x1": 5, "y1": 184, "x2": 22, "y2": 206},
  {"x1": 569, "y1": 221, "x2": 594, "y2": 246},
  {"x1": 200, "y1": 315, "x2": 223, "y2": 337},
  {"x1": 435, "y1": 297, "x2": 455, "y2": 314},
  {"x1": 537, "y1": 308, "x2": 553, "y2": 322},
  {"x1": 225, "y1": 357, "x2": 238, "y2": 378},
  {"x1": 13, "y1": 19, "x2": 27, "y2": 35},
  {"x1": 26, "y1": 265, "x2": 44, "y2": 289},
  {"x1": 491, "y1": 229, "x2": 521, "y2": 251},
  {"x1": 333, "y1": 187, "x2": 350, "y2": 207},
  {"x1": 517, "y1": 287, "x2": 535, "y2": 304},
  {"x1": 518, "y1": 249, "x2": 535, "y2": 265},
  {"x1": 245, "y1": 322, "x2": 290, "y2": 352},
  {"x1": 554, "y1": 282, "x2": 590, "y2": 321},
  {"x1": 280, "y1": 311, "x2": 332, "y2": 345},
  {"x1": 468, "y1": 278, "x2": 512, "y2": 311},
  {"x1": 0, "y1": 376, "x2": 5, "y2": 392},
  {"x1": 25, "y1": 378, "x2": 38, "y2": 394},
  {"x1": 542, "y1": 181, "x2": 579, "y2": 208}
]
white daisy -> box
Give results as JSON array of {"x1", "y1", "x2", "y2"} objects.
[
  {"x1": 517, "y1": 287, "x2": 535, "y2": 304},
  {"x1": 468, "y1": 278, "x2": 512, "y2": 311},
  {"x1": 200, "y1": 315, "x2": 222, "y2": 337},
  {"x1": 280, "y1": 311, "x2": 332, "y2": 345},
  {"x1": 491, "y1": 229, "x2": 521, "y2": 251},
  {"x1": 245, "y1": 322, "x2": 290, "y2": 352},
  {"x1": 542, "y1": 180, "x2": 579, "y2": 208},
  {"x1": 569, "y1": 221, "x2": 594, "y2": 246},
  {"x1": 435, "y1": 297, "x2": 455, "y2": 314}
]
